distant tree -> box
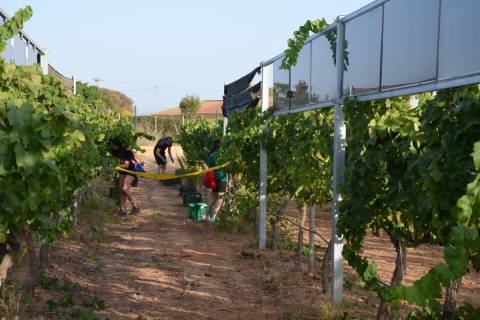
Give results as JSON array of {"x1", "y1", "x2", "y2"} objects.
[
  {"x1": 272, "y1": 80, "x2": 315, "y2": 108},
  {"x1": 99, "y1": 87, "x2": 134, "y2": 114},
  {"x1": 76, "y1": 82, "x2": 108, "y2": 106},
  {"x1": 76, "y1": 82, "x2": 133, "y2": 115},
  {"x1": 292, "y1": 80, "x2": 310, "y2": 106},
  {"x1": 179, "y1": 94, "x2": 201, "y2": 119},
  {"x1": 273, "y1": 82, "x2": 289, "y2": 108}
]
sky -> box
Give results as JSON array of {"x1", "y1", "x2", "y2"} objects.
[{"x1": 2, "y1": 0, "x2": 372, "y2": 115}]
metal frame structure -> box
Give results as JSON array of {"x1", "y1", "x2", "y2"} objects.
[
  {"x1": 0, "y1": 7, "x2": 46, "y2": 55},
  {"x1": 0, "y1": 7, "x2": 48, "y2": 74},
  {"x1": 331, "y1": 17, "x2": 346, "y2": 305},
  {"x1": 0, "y1": 6, "x2": 78, "y2": 93},
  {"x1": 254, "y1": 0, "x2": 480, "y2": 306},
  {"x1": 258, "y1": 63, "x2": 271, "y2": 250}
]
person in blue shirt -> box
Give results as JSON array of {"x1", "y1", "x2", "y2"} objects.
[{"x1": 206, "y1": 139, "x2": 228, "y2": 222}]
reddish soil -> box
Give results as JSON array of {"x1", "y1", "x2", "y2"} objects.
[{"x1": 10, "y1": 146, "x2": 479, "y2": 319}]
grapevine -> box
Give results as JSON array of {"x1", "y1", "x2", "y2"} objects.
[
  {"x1": 281, "y1": 19, "x2": 329, "y2": 69},
  {"x1": 180, "y1": 86, "x2": 480, "y2": 319},
  {"x1": 176, "y1": 117, "x2": 223, "y2": 168},
  {"x1": 0, "y1": 7, "x2": 141, "y2": 287},
  {"x1": 339, "y1": 86, "x2": 480, "y2": 318},
  {"x1": 281, "y1": 18, "x2": 348, "y2": 71}
]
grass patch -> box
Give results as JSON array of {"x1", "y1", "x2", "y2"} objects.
[
  {"x1": 76, "y1": 180, "x2": 117, "y2": 242},
  {"x1": 277, "y1": 303, "x2": 358, "y2": 320},
  {"x1": 0, "y1": 281, "x2": 31, "y2": 319}
]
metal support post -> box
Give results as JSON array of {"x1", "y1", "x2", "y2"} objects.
[
  {"x1": 223, "y1": 117, "x2": 228, "y2": 136},
  {"x1": 154, "y1": 116, "x2": 157, "y2": 137},
  {"x1": 332, "y1": 17, "x2": 346, "y2": 306},
  {"x1": 259, "y1": 63, "x2": 271, "y2": 251},
  {"x1": 308, "y1": 205, "x2": 316, "y2": 272},
  {"x1": 40, "y1": 49, "x2": 48, "y2": 75},
  {"x1": 134, "y1": 105, "x2": 137, "y2": 132},
  {"x1": 24, "y1": 45, "x2": 28, "y2": 65},
  {"x1": 72, "y1": 76, "x2": 76, "y2": 95}
]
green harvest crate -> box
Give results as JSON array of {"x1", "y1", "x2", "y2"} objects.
[
  {"x1": 175, "y1": 168, "x2": 186, "y2": 176},
  {"x1": 163, "y1": 178, "x2": 181, "y2": 186},
  {"x1": 183, "y1": 192, "x2": 202, "y2": 206},
  {"x1": 179, "y1": 184, "x2": 196, "y2": 196},
  {"x1": 188, "y1": 203, "x2": 207, "y2": 221}
]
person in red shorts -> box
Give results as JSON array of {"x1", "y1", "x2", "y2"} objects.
[{"x1": 205, "y1": 139, "x2": 228, "y2": 222}]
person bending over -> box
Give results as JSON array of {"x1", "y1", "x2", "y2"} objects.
[
  {"x1": 205, "y1": 139, "x2": 228, "y2": 222},
  {"x1": 110, "y1": 139, "x2": 141, "y2": 216},
  {"x1": 154, "y1": 136, "x2": 174, "y2": 174}
]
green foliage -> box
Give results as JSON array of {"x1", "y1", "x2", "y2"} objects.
[
  {"x1": 176, "y1": 70, "x2": 479, "y2": 319},
  {"x1": 213, "y1": 106, "x2": 334, "y2": 230},
  {"x1": 216, "y1": 183, "x2": 257, "y2": 232},
  {"x1": 0, "y1": 6, "x2": 32, "y2": 53},
  {"x1": 177, "y1": 117, "x2": 223, "y2": 167},
  {"x1": 406, "y1": 302, "x2": 480, "y2": 320},
  {"x1": 281, "y1": 19, "x2": 329, "y2": 69},
  {"x1": 339, "y1": 86, "x2": 480, "y2": 318},
  {"x1": 98, "y1": 87, "x2": 134, "y2": 115},
  {"x1": 220, "y1": 107, "x2": 333, "y2": 208},
  {"x1": 75, "y1": 82, "x2": 110, "y2": 108},
  {"x1": 0, "y1": 7, "x2": 140, "y2": 246},
  {"x1": 214, "y1": 84, "x2": 480, "y2": 318},
  {"x1": 281, "y1": 18, "x2": 349, "y2": 72},
  {"x1": 219, "y1": 107, "x2": 262, "y2": 190},
  {"x1": 39, "y1": 273, "x2": 107, "y2": 320},
  {"x1": 176, "y1": 15, "x2": 479, "y2": 319},
  {"x1": 76, "y1": 82, "x2": 134, "y2": 116},
  {"x1": 179, "y1": 94, "x2": 201, "y2": 120},
  {"x1": 0, "y1": 281, "x2": 31, "y2": 318},
  {"x1": 264, "y1": 109, "x2": 333, "y2": 207}
]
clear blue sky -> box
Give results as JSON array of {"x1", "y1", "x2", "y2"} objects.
[{"x1": 3, "y1": 0, "x2": 371, "y2": 115}]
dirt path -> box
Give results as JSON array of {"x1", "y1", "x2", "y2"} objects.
[
  {"x1": 32, "y1": 148, "x2": 322, "y2": 320},
  {"x1": 13, "y1": 146, "x2": 479, "y2": 319},
  {"x1": 97, "y1": 165, "x2": 268, "y2": 319}
]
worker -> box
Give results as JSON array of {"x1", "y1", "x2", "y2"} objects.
[{"x1": 154, "y1": 136, "x2": 174, "y2": 174}]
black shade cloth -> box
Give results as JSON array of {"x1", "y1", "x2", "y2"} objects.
[
  {"x1": 223, "y1": 82, "x2": 261, "y2": 109},
  {"x1": 222, "y1": 82, "x2": 261, "y2": 117},
  {"x1": 222, "y1": 98, "x2": 260, "y2": 117},
  {"x1": 224, "y1": 66, "x2": 261, "y2": 97}
]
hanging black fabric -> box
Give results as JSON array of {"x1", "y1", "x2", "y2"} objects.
[
  {"x1": 223, "y1": 82, "x2": 261, "y2": 109},
  {"x1": 222, "y1": 82, "x2": 261, "y2": 117},
  {"x1": 222, "y1": 98, "x2": 260, "y2": 117},
  {"x1": 224, "y1": 66, "x2": 261, "y2": 97}
]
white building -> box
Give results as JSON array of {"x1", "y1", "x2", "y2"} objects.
[
  {"x1": 0, "y1": 7, "x2": 48, "y2": 73},
  {"x1": 0, "y1": 7, "x2": 75, "y2": 93}
]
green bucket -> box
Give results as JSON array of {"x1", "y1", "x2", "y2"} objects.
[
  {"x1": 183, "y1": 192, "x2": 202, "y2": 206},
  {"x1": 188, "y1": 203, "x2": 207, "y2": 221}
]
